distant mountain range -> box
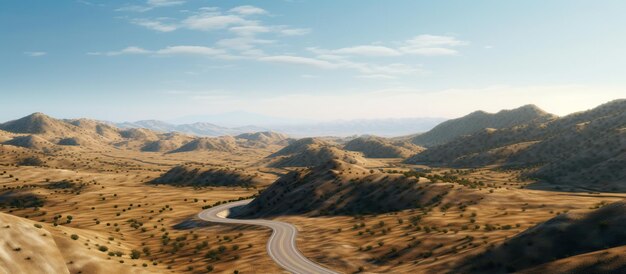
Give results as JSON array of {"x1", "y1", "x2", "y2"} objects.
[
  {"x1": 115, "y1": 120, "x2": 265, "y2": 137},
  {"x1": 116, "y1": 117, "x2": 447, "y2": 137}
]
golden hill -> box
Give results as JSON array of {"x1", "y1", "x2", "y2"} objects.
[
  {"x1": 150, "y1": 164, "x2": 274, "y2": 187},
  {"x1": 344, "y1": 136, "x2": 424, "y2": 158},
  {"x1": 0, "y1": 212, "x2": 70, "y2": 274},
  {"x1": 406, "y1": 99, "x2": 626, "y2": 191},
  {"x1": 0, "y1": 113, "x2": 294, "y2": 155},
  {"x1": 410, "y1": 105, "x2": 556, "y2": 147},
  {"x1": 0, "y1": 113, "x2": 123, "y2": 149},
  {"x1": 457, "y1": 200, "x2": 626, "y2": 273},
  {"x1": 3, "y1": 135, "x2": 55, "y2": 150},
  {"x1": 168, "y1": 136, "x2": 239, "y2": 153},
  {"x1": 0, "y1": 211, "x2": 157, "y2": 274},
  {"x1": 235, "y1": 160, "x2": 480, "y2": 217},
  {"x1": 140, "y1": 132, "x2": 195, "y2": 152},
  {"x1": 0, "y1": 112, "x2": 72, "y2": 136},
  {"x1": 266, "y1": 138, "x2": 365, "y2": 168},
  {"x1": 235, "y1": 131, "x2": 290, "y2": 146}
]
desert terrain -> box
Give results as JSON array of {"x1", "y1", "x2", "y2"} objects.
[{"x1": 0, "y1": 100, "x2": 624, "y2": 274}]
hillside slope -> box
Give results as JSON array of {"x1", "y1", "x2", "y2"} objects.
[
  {"x1": 140, "y1": 133, "x2": 195, "y2": 152},
  {"x1": 266, "y1": 138, "x2": 365, "y2": 168},
  {"x1": 167, "y1": 136, "x2": 239, "y2": 153},
  {"x1": 406, "y1": 99, "x2": 626, "y2": 191},
  {"x1": 410, "y1": 105, "x2": 556, "y2": 147},
  {"x1": 236, "y1": 131, "x2": 290, "y2": 147},
  {"x1": 150, "y1": 164, "x2": 271, "y2": 187},
  {"x1": 344, "y1": 136, "x2": 424, "y2": 158},
  {"x1": 235, "y1": 160, "x2": 479, "y2": 217},
  {"x1": 0, "y1": 212, "x2": 70, "y2": 274},
  {"x1": 457, "y1": 200, "x2": 626, "y2": 273}
]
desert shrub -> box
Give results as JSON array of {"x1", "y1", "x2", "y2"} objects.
[
  {"x1": 130, "y1": 249, "x2": 140, "y2": 259},
  {"x1": 70, "y1": 234, "x2": 79, "y2": 240}
]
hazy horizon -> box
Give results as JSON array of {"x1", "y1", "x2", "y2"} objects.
[{"x1": 1, "y1": 98, "x2": 622, "y2": 127}]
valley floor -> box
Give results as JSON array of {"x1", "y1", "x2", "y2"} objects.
[{"x1": 0, "y1": 146, "x2": 624, "y2": 274}]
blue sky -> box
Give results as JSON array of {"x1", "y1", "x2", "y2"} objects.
[{"x1": 1, "y1": 0, "x2": 625, "y2": 123}]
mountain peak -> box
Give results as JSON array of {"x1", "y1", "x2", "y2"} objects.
[
  {"x1": 508, "y1": 104, "x2": 552, "y2": 116},
  {"x1": 0, "y1": 112, "x2": 61, "y2": 134},
  {"x1": 412, "y1": 104, "x2": 557, "y2": 147}
]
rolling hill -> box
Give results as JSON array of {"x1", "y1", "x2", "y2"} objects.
[
  {"x1": 234, "y1": 160, "x2": 479, "y2": 217},
  {"x1": 410, "y1": 105, "x2": 556, "y2": 147},
  {"x1": 457, "y1": 200, "x2": 626, "y2": 273},
  {"x1": 266, "y1": 138, "x2": 365, "y2": 168},
  {"x1": 343, "y1": 136, "x2": 424, "y2": 158},
  {"x1": 168, "y1": 136, "x2": 239, "y2": 153},
  {"x1": 0, "y1": 113, "x2": 290, "y2": 155},
  {"x1": 140, "y1": 132, "x2": 195, "y2": 152},
  {"x1": 406, "y1": 99, "x2": 626, "y2": 191},
  {"x1": 235, "y1": 131, "x2": 290, "y2": 147},
  {"x1": 3, "y1": 135, "x2": 55, "y2": 150},
  {"x1": 150, "y1": 164, "x2": 270, "y2": 187}
]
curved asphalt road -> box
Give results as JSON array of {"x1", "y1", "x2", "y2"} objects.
[{"x1": 198, "y1": 199, "x2": 339, "y2": 274}]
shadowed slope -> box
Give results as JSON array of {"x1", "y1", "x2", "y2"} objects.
[
  {"x1": 456, "y1": 200, "x2": 626, "y2": 273},
  {"x1": 235, "y1": 160, "x2": 478, "y2": 217},
  {"x1": 150, "y1": 164, "x2": 269, "y2": 187}
]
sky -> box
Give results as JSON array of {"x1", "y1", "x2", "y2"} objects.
[{"x1": 1, "y1": 0, "x2": 625, "y2": 124}]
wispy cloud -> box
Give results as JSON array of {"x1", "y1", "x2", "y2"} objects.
[
  {"x1": 112, "y1": 4, "x2": 449, "y2": 80},
  {"x1": 229, "y1": 25, "x2": 271, "y2": 36},
  {"x1": 254, "y1": 34, "x2": 465, "y2": 78},
  {"x1": 88, "y1": 46, "x2": 225, "y2": 57},
  {"x1": 182, "y1": 13, "x2": 254, "y2": 31},
  {"x1": 117, "y1": 0, "x2": 185, "y2": 12},
  {"x1": 131, "y1": 18, "x2": 178, "y2": 32},
  {"x1": 124, "y1": 5, "x2": 309, "y2": 59},
  {"x1": 397, "y1": 34, "x2": 467, "y2": 56},
  {"x1": 24, "y1": 51, "x2": 47, "y2": 57},
  {"x1": 157, "y1": 46, "x2": 225, "y2": 56},
  {"x1": 276, "y1": 26, "x2": 310, "y2": 36},
  {"x1": 129, "y1": 5, "x2": 309, "y2": 39},
  {"x1": 259, "y1": 55, "x2": 338, "y2": 69},
  {"x1": 229, "y1": 5, "x2": 268, "y2": 15},
  {"x1": 259, "y1": 55, "x2": 423, "y2": 78},
  {"x1": 148, "y1": 0, "x2": 185, "y2": 7},
  {"x1": 216, "y1": 37, "x2": 274, "y2": 51},
  {"x1": 311, "y1": 34, "x2": 467, "y2": 57},
  {"x1": 327, "y1": 45, "x2": 401, "y2": 57}
]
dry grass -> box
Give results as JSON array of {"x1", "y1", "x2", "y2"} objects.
[{"x1": 0, "y1": 139, "x2": 624, "y2": 273}]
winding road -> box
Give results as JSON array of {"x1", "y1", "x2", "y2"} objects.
[{"x1": 198, "y1": 199, "x2": 339, "y2": 274}]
